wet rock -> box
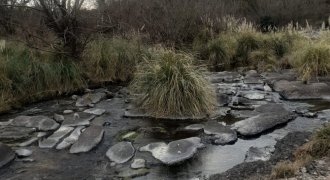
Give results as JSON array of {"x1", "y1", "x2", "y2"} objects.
[
  {"x1": 232, "y1": 104, "x2": 296, "y2": 136},
  {"x1": 124, "y1": 109, "x2": 206, "y2": 120},
  {"x1": 244, "y1": 146, "x2": 275, "y2": 162},
  {"x1": 139, "y1": 137, "x2": 204, "y2": 165},
  {"x1": 204, "y1": 121, "x2": 237, "y2": 145},
  {"x1": 56, "y1": 126, "x2": 84, "y2": 150},
  {"x1": 217, "y1": 94, "x2": 231, "y2": 106},
  {"x1": 75, "y1": 92, "x2": 106, "y2": 107},
  {"x1": 273, "y1": 80, "x2": 330, "y2": 100},
  {"x1": 70, "y1": 125, "x2": 104, "y2": 153},
  {"x1": 0, "y1": 119, "x2": 13, "y2": 126},
  {"x1": 116, "y1": 168, "x2": 150, "y2": 179},
  {"x1": 39, "y1": 126, "x2": 74, "y2": 148},
  {"x1": 262, "y1": 69, "x2": 298, "y2": 85},
  {"x1": 121, "y1": 131, "x2": 138, "y2": 141},
  {"x1": 0, "y1": 126, "x2": 35, "y2": 143},
  {"x1": 18, "y1": 137, "x2": 38, "y2": 147},
  {"x1": 10, "y1": 115, "x2": 59, "y2": 131},
  {"x1": 263, "y1": 84, "x2": 272, "y2": 92},
  {"x1": 83, "y1": 108, "x2": 106, "y2": 116},
  {"x1": 210, "y1": 108, "x2": 230, "y2": 120},
  {"x1": 209, "y1": 71, "x2": 242, "y2": 83},
  {"x1": 15, "y1": 149, "x2": 32, "y2": 158},
  {"x1": 318, "y1": 109, "x2": 330, "y2": 121},
  {"x1": 0, "y1": 143, "x2": 15, "y2": 168},
  {"x1": 242, "y1": 92, "x2": 266, "y2": 100},
  {"x1": 53, "y1": 114, "x2": 64, "y2": 123},
  {"x1": 131, "y1": 159, "x2": 146, "y2": 169},
  {"x1": 91, "y1": 117, "x2": 106, "y2": 126},
  {"x1": 63, "y1": 110, "x2": 74, "y2": 114},
  {"x1": 184, "y1": 124, "x2": 204, "y2": 131},
  {"x1": 62, "y1": 112, "x2": 96, "y2": 127},
  {"x1": 106, "y1": 142, "x2": 135, "y2": 164}
]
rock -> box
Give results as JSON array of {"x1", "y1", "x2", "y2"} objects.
[
  {"x1": 71, "y1": 95, "x2": 78, "y2": 100},
  {"x1": 124, "y1": 109, "x2": 206, "y2": 121},
  {"x1": 139, "y1": 137, "x2": 204, "y2": 165},
  {"x1": 37, "y1": 132, "x2": 48, "y2": 138},
  {"x1": 116, "y1": 168, "x2": 150, "y2": 179},
  {"x1": 106, "y1": 142, "x2": 135, "y2": 164},
  {"x1": 56, "y1": 126, "x2": 84, "y2": 150},
  {"x1": 232, "y1": 104, "x2": 296, "y2": 136},
  {"x1": 209, "y1": 71, "x2": 242, "y2": 83},
  {"x1": 263, "y1": 84, "x2": 272, "y2": 92},
  {"x1": 242, "y1": 92, "x2": 266, "y2": 100},
  {"x1": 131, "y1": 159, "x2": 146, "y2": 169},
  {"x1": 83, "y1": 108, "x2": 106, "y2": 116},
  {"x1": 244, "y1": 146, "x2": 275, "y2": 162},
  {"x1": 217, "y1": 94, "x2": 231, "y2": 106},
  {"x1": 15, "y1": 149, "x2": 32, "y2": 158},
  {"x1": 53, "y1": 114, "x2": 64, "y2": 123},
  {"x1": 63, "y1": 110, "x2": 74, "y2": 114},
  {"x1": 273, "y1": 80, "x2": 330, "y2": 100},
  {"x1": 0, "y1": 119, "x2": 13, "y2": 126},
  {"x1": 62, "y1": 112, "x2": 96, "y2": 127},
  {"x1": 91, "y1": 117, "x2": 106, "y2": 126},
  {"x1": 70, "y1": 126, "x2": 104, "y2": 153},
  {"x1": 10, "y1": 115, "x2": 59, "y2": 131},
  {"x1": 121, "y1": 131, "x2": 138, "y2": 141},
  {"x1": 0, "y1": 143, "x2": 15, "y2": 168},
  {"x1": 210, "y1": 108, "x2": 230, "y2": 120},
  {"x1": 39, "y1": 126, "x2": 74, "y2": 148},
  {"x1": 262, "y1": 69, "x2": 298, "y2": 85},
  {"x1": 244, "y1": 70, "x2": 263, "y2": 84},
  {"x1": 318, "y1": 109, "x2": 330, "y2": 121},
  {"x1": 0, "y1": 126, "x2": 35, "y2": 143},
  {"x1": 75, "y1": 92, "x2": 106, "y2": 107},
  {"x1": 18, "y1": 137, "x2": 38, "y2": 147},
  {"x1": 184, "y1": 124, "x2": 204, "y2": 131},
  {"x1": 204, "y1": 121, "x2": 237, "y2": 145}
]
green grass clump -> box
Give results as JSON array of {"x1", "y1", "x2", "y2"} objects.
[
  {"x1": 234, "y1": 32, "x2": 262, "y2": 67},
  {"x1": 84, "y1": 37, "x2": 144, "y2": 82},
  {"x1": 249, "y1": 49, "x2": 277, "y2": 72},
  {"x1": 131, "y1": 49, "x2": 216, "y2": 118}
]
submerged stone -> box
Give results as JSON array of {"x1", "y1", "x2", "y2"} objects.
[
  {"x1": 184, "y1": 124, "x2": 204, "y2": 131},
  {"x1": 204, "y1": 121, "x2": 237, "y2": 145},
  {"x1": 0, "y1": 143, "x2": 15, "y2": 168},
  {"x1": 39, "y1": 126, "x2": 74, "y2": 148},
  {"x1": 106, "y1": 141, "x2": 135, "y2": 164},
  {"x1": 244, "y1": 146, "x2": 275, "y2": 162},
  {"x1": 75, "y1": 92, "x2": 106, "y2": 107},
  {"x1": 10, "y1": 115, "x2": 59, "y2": 131},
  {"x1": 83, "y1": 108, "x2": 106, "y2": 116},
  {"x1": 62, "y1": 112, "x2": 96, "y2": 127},
  {"x1": 15, "y1": 149, "x2": 33, "y2": 158},
  {"x1": 56, "y1": 126, "x2": 84, "y2": 150},
  {"x1": 116, "y1": 168, "x2": 150, "y2": 179},
  {"x1": 0, "y1": 126, "x2": 35, "y2": 143},
  {"x1": 70, "y1": 126, "x2": 104, "y2": 153},
  {"x1": 131, "y1": 158, "x2": 146, "y2": 169},
  {"x1": 140, "y1": 137, "x2": 204, "y2": 165}
]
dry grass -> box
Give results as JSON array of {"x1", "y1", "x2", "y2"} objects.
[{"x1": 131, "y1": 49, "x2": 216, "y2": 118}]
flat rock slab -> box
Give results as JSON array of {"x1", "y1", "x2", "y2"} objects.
[
  {"x1": 262, "y1": 70, "x2": 298, "y2": 85},
  {"x1": 56, "y1": 126, "x2": 84, "y2": 150},
  {"x1": 15, "y1": 149, "x2": 33, "y2": 157},
  {"x1": 106, "y1": 142, "x2": 135, "y2": 164},
  {"x1": 39, "y1": 126, "x2": 74, "y2": 148},
  {"x1": 0, "y1": 143, "x2": 15, "y2": 168},
  {"x1": 204, "y1": 121, "x2": 237, "y2": 145},
  {"x1": 76, "y1": 92, "x2": 106, "y2": 107},
  {"x1": 232, "y1": 104, "x2": 296, "y2": 136},
  {"x1": 131, "y1": 159, "x2": 146, "y2": 169},
  {"x1": 62, "y1": 112, "x2": 96, "y2": 127},
  {"x1": 124, "y1": 109, "x2": 206, "y2": 121},
  {"x1": 70, "y1": 126, "x2": 104, "y2": 153},
  {"x1": 116, "y1": 168, "x2": 150, "y2": 179},
  {"x1": 83, "y1": 108, "x2": 106, "y2": 116},
  {"x1": 244, "y1": 146, "x2": 275, "y2": 162},
  {"x1": 273, "y1": 80, "x2": 330, "y2": 100},
  {"x1": 140, "y1": 137, "x2": 204, "y2": 165},
  {"x1": 0, "y1": 126, "x2": 35, "y2": 143},
  {"x1": 10, "y1": 115, "x2": 59, "y2": 131},
  {"x1": 208, "y1": 72, "x2": 242, "y2": 83}
]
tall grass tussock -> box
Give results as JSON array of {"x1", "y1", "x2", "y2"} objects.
[{"x1": 131, "y1": 49, "x2": 216, "y2": 118}]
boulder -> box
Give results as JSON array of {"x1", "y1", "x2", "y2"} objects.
[
  {"x1": 56, "y1": 126, "x2": 84, "y2": 150},
  {"x1": 0, "y1": 143, "x2": 15, "y2": 168},
  {"x1": 232, "y1": 104, "x2": 296, "y2": 136},
  {"x1": 10, "y1": 115, "x2": 59, "y2": 131},
  {"x1": 39, "y1": 126, "x2": 74, "y2": 148},
  {"x1": 106, "y1": 142, "x2": 135, "y2": 164},
  {"x1": 70, "y1": 126, "x2": 104, "y2": 153},
  {"x1": 273, "y1": 80, "x2": 330, "y2": 100},
  {"x1": 139, "y1": 137, "x2": 204, "y2": 165}
]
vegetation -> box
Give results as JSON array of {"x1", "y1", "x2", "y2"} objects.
[{"x1": 130, "y1": 49, "x2": 216, "y2": 118}]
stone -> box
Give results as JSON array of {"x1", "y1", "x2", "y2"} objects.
[
  {"x1": 62, "y1": 112, "x2": 96, "y2": 127},
  {"x1": 232, "y1": 104, "x2": 296, "y2": 136},
  {"x1": 184, "y1": 124, "x2": 204, "y2": 131},
  {"x1": 318, "y1": 109, "x2": 330, "y2": 121},
  {"x1": 15, "y1": 149, "x2": 32, "y2": 157},
  {"x1": 75, "y1": 92, "x2": 106, "y2": 107},
  {"x1": 70, "y1": 126, "x2": 104, "y2": 153},
  {"x1": 244, "y1": 146, "x2": 275, "y2": 162},
  {"x1": 116, "y1": 168, "x2": 150, "y2": 179},
  {"x1": 56, "y1": 126, "x2": 84, "y2": 150},
  {"x1": 37, "y1": 132, "x2": 48, "y2": 138},
  {"x1": 273, "y1": 80, "x2": 330, "y2": 100},
  {"x1": 242, "y1": 92, "x2": 266, "y2": 100},
  {"x1": 83, "y1": 108, "x2": 106, "y2": 116},
  {"x1": 0, "y1": 126, "x2": 35, "y2": 143},
  {"x1": 203, "y1": 121, "x2": 237, "y2": 145},
  {"x1": 0, "y1": 119, "x2": 13, "y2": 126},
  {"x1": 18, "y1": 137, "x2": 38, "y2": 147},
  {"x1": 244, "y1": 70, "x2": 263, "y2": 84},
  {"x1": 0, "y1": 143, "x2": 15, "y2": 168},
  {"x1": 39, "y1": 126, "x2": 74, "y2": 148},
  {"x1": 139, "y1": 137, "x2": 204, "y2": 165},
  {"x1": 54, "y1": 114, "x2": 64, "y2": 123},
  {"x1": 131, "y1": 159, "x2": 146, "y2": 169},
  {"x1": 210, "y1": 108, "x2": 230, "y2": 120},
  {"x1": 91, "y1": 117, "x2": 106, "y2": 126},
  {"x1": 121, "y1": 131, "x2": 138, "y2": 141},
  {"x1": 124, "y1": 109, "x2": 206, "y2": 121},
  {"x1": 106, "y1": 142, "x2": 135, "y2": 164},
  {"x1": 216, "y1": 94, "x2": 231, "y2": 106},
  {"x1": 262, "y1": 69, "x2": 298, "y2": 85},
  {"x1": 209, "y1": 71, "x2": 242, "y2": 83},
  {"x1": 10, "y1": 115, "x2": 59, "y2": 131},
  {"x1": 63, "y1": 110, "x2": 74, "y2": 114}
]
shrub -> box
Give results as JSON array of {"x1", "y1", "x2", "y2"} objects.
[
  {"x1": 84, "y1": 37, "x2": 144, "y2": 82},
  {"x1": 234, "y1": 32, "x2": 262, "y2": 67},
  {"x1": 131, "y1": 49, "x2": 216, "y2": 118},
  {"x1": 249, "y1": 49, "x2": 277, "y2": 72}
]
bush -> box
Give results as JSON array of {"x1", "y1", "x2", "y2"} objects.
[
  {"x1": 131, "y1": 49, "x2": 216, "y2": 118},
  {"x1": 83, "y1": 37, "x2": 144, "y2": 82},
  {"x1": 249, "y1": 49, "x2": 277, "y2": 72},
  {"x1": 234, "y1": 32, "x2": 262, "y2": 67}
]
